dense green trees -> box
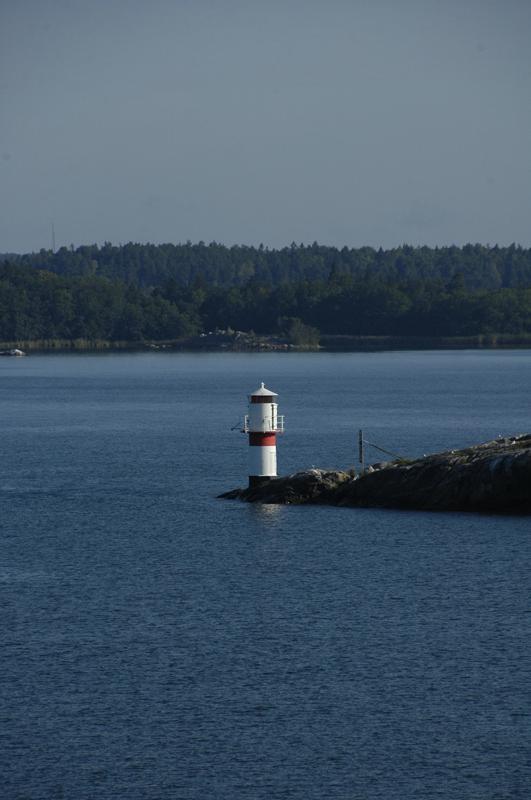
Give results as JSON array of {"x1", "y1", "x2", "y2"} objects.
[
  {"x1": 0, "y1": 262, "x2": 196, "y2": 343},
  {"x1": 12, "y1": 241, "x2": 531, "y2": 292},
  {"x1": 2, "y1": 257, "x2": 531, "y2": 345}
]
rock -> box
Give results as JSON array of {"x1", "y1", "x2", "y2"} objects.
[
  {"x1": 174, "y1": 330, "x2": 319, "y2": 351},
  {"x1": 219, "y1": 469, "x2": 350, "y2": 505},
  {"x1": 219, "y1": 435, "x2": 531, "y2": 514},
  {"x1": 0, "y1": 348, "x2": 25, "y2": 356}
]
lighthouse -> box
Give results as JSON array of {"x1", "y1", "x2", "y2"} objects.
[{"x1": 242, "y1": 382, "x2": 284, "y2": 487}]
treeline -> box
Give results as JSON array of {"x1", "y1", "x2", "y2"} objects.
[
  {"x1": 2, "y1": 260, "x2": 531, "y2": 344},
  {"x1": 10, "y1": 241, "x2": 531, "y2": 292},
  {"x1": 0, "y1": 261, "x2": 199, "y2": 342}
]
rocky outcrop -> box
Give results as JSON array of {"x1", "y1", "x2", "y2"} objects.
[
  {"x1": 220, "y1": 469, "x2": 351, "y2": 505},
  {"x1": 0, "y1": 348, "x2": 25, "y2": 356},
  {"x1": 174, "y1": 330, "x2": 317, "y2": 351},
  {"x1": 219, "y1": 435, "x2": 531, "y2": 514}
]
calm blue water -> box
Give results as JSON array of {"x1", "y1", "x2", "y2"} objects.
[{"x1": 1, "y1": 350, "x2": 530, "y2": 800}]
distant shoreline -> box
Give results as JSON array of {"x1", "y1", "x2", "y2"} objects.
[{"x1": 2, "y1": 332, "x2": 531, "y2": 353}]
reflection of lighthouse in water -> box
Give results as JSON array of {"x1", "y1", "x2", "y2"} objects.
[{"x1": 243, "y1": 382, "x2": 284, "y2": 487}]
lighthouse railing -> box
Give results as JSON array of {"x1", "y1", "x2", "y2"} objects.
[{"x1": 242, "y1": 414, "x2": 284, "y2": 433}]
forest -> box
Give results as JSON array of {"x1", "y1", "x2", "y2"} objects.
[
  {"x1": 5, "y1": 240, "x2": 531, "y2": 291},
  {"x1": 2, "y1": 244, "x2": 531, "y2": 346}
]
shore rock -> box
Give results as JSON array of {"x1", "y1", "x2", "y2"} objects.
[
  {"x1": 174, "y1": 330, "x2": 317, "y2": 351},
  {"x1": 219, "y1": 435, "x2": 531, "y2": 514},
  {"x1": 220, "y1": 469, "x2": 350, "y2": 505}
]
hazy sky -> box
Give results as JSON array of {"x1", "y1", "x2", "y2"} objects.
[{"x1": 1, "y1": 0, "x2": 530, "y2": 254}]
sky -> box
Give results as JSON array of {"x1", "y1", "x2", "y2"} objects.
[{"x1": 1, "y1": 0, "x2": 530, "y2": 254}]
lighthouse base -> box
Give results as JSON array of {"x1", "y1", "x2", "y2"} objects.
[{"x1": 249, "y1": 475, "x2": 273, "y2": 488}]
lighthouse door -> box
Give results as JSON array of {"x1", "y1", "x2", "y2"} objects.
[{"x1": 270, "y1": 450, "x2": 277, "y2": 476}]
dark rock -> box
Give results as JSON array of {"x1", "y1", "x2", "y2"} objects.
[
  {"x1": 220, "y1": 469, "x2": 350, "y2": 505},
  {"x1": 219, "y1": 435, "x2": 531, "y2": 514}
]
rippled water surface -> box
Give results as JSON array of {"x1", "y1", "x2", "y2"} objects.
[{"x1": 1, "y1": 350, "x2": 530, "y2": 799}]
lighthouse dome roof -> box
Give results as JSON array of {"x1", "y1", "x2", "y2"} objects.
[{"x1": 251, "y1": 382, "x2": 278, "y2": 397}]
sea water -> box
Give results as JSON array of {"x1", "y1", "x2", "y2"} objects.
[{"x1": 1, "y1": 350, "x2": 530, "y2": 800}]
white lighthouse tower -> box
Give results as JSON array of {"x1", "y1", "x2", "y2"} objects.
[{"x1": 242, "y1": 382, "x2": 284, "y2": 487}]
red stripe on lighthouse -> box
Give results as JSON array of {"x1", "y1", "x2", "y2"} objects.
[{"x1": 249, "y1": 433, "x2": 276, "y2": 446}]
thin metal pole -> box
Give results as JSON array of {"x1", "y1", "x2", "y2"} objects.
[{"x1": 359, "y1": 429, "x2": 364, "y2": 473}]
